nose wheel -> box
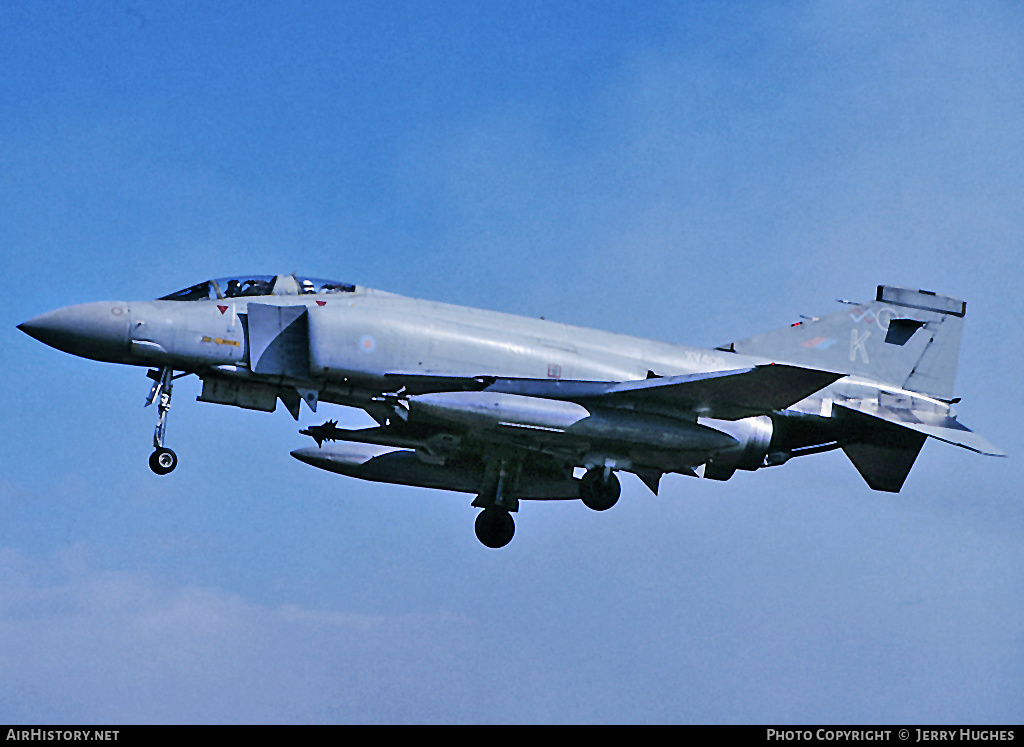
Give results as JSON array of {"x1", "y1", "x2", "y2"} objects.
[
  {"x1": 146, "y1": 367, "x2": 179, "y2": 474},
  {"x1": 149, "y1": 447, "x2": 177, "y2": 475}
]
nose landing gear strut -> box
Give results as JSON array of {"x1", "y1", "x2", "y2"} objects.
[{"x1": 146, "y1": 367, "x2": 181, "y2": 475}]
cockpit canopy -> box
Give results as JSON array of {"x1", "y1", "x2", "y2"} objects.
[{"x1": 158, "y1": 274, "x2": 356, "y2": 301}]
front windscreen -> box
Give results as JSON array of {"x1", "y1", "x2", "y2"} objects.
[{"x1": 158, "y1": 281, "x2": 216, "y2": 302}]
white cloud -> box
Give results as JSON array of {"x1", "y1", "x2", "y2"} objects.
[{"x1": 0, "y1": 547, "x2": 480, "y2": 723}]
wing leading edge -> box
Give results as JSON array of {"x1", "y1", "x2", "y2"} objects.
[
  {"x1": 387, "y1": 364, "x2": 845, "y2": 421},
  {"x1": 589, "y1": 364, "x2": 845, "y2": 420}
]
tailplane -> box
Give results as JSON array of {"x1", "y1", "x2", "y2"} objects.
[{"x1": 833, "y1": 405, "x2": 928, "y2": 493}]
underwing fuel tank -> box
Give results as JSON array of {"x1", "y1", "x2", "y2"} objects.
[
  {"x1": 291, "y1": 442, "x2": 480, "y2": 492},
  {"x1": 290, "y1": 442, "x2": 579, "y2": 499},
  {"x1": 407, "y1": 391, "x2": 739, "y2": 454}
]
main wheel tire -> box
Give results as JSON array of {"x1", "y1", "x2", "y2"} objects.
[
  {"x1": 580, "y1": 469, "x2": 620, "y2": 511},
  {"x1": 149, "y1": 447, "x2": 177, "y2": 475},
  {"x1": 475, "y1": 509, "x2": 515, "y2": 548}
]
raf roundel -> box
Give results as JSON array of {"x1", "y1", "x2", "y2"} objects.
[{"x1": 359, "y1": 335, "x2": 376, "y2": 354}]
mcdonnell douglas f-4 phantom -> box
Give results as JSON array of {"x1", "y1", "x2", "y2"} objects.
[{"x1": 19, "y1": 274, "x2": 1003, "y2": 547}]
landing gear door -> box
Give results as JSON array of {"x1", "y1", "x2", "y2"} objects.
[{"x1": 247, "y1": 303, "x2": 310, "y2": 379}]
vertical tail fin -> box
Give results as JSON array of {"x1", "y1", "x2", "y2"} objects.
[{"x1": 726, "y1": 286, "x2": 965, "y2": 400}]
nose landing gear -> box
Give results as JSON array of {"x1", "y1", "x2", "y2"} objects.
[
  {"x1": 146, "y1": 367, "x2": 180, "y2": 474},
  {"x1": 149, "y1": 446, "x2": 177, "y2": 475}
]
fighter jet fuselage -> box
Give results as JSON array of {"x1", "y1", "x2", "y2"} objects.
[{"x1": 19, "y1": 274, "x2": 1003, "y2": 547}]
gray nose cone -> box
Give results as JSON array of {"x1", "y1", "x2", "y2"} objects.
[{"x1": 19, "y1": 302, "x2": 131, "y2": 362}]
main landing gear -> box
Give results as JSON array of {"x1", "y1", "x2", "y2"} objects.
[
  {"x1": 471, "y1": 463, "x2": 623, "y2": 547},
  {"x1": 473, "y1": 457, "x2": 518, "y2": 548},
  {"x1": 580, "y1": 467, "x2": 620, "y2": 511},
  {"x1": 475, "y1": 508, "x2": 515, "y2": 549},
  {"x1": 146, "y1": 367, "x2": 180, "y2": 475}
]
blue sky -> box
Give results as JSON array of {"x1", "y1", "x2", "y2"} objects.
[{"x1": 1, "y1": 1, "x2": 1022, "y2": 724}]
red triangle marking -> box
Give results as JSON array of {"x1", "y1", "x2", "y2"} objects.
[
  {"x1": 316, "y1": 300, "x2": 327, "y2": 306},
  {"x1": 218, "y1": 305, "x2": 228, "y2": 314}
]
